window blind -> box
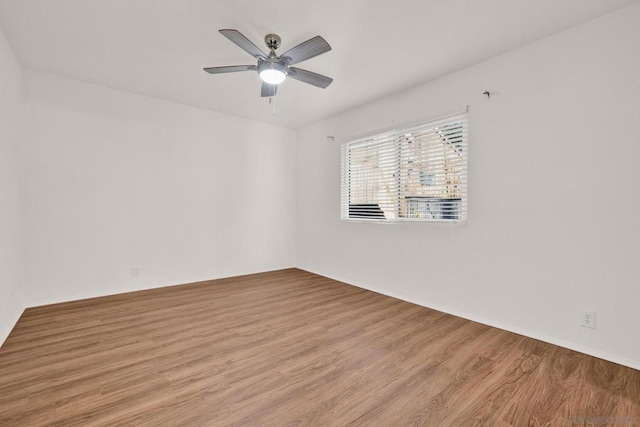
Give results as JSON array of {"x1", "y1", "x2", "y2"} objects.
[{"x1": 341, "y1": 112, "x2": 468, "y2": 222}]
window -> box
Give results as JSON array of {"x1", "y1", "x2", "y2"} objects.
[{"x1": 341, "y1": 112, "x2": 468, "y2": 222}]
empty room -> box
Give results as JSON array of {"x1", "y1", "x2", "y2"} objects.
[{"x1": 1, "y1": 1, "x2": 639, "y2": 425}]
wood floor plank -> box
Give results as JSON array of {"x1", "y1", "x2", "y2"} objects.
[{"x1": 0, "y1": 268, "x2": 638, "y2": 426}]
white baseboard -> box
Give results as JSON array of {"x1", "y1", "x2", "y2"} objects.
[
  {"x1": 2, "y1": 267, "x2": 296, "y2": 347},
  {"x1": 299, "y1": 267, "x2": 640, "y2": 371},
  {"x1": 7, "y1": 266, "x2": 638, "y2": 371},
  {"x1": 23, "y1": 266, "x2": 296, "y2": 309},
  {"x1": 23, "y1": 277, "x2": 214, "y2": 309},
  {"x1": 0, "y1": 304, "x2": 26, "y2": 348}
]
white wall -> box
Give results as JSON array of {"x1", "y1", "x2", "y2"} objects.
[
  {"x1": 296, "y1": 4, "x2": 640, "y2": 369},
  {"x1": 23, "y1": 71, "x2": 297, "y2": 306},
  {"x1": 0, "y1": 27, "x2": 25, "y2": 345}
]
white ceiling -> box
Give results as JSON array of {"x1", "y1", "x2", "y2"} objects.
[{"x1": 0, "y1": 0, "x2": 637, "y2": 129}]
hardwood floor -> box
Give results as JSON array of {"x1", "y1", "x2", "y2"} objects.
[{"x1": 0, "y1": 269, "x2": 638, "y2": 426}]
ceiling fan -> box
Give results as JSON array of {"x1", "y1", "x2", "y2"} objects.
[{"x1": 204, "y1": 29, "x2": 333, "y2": 97}]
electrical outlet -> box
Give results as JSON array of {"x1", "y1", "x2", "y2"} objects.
[
  {"x1": 131, "y1": 266, "x2": 140, "y2": 277},
  {"x1": 581, "y1": 310, "x2": 596, "y2": 329}
]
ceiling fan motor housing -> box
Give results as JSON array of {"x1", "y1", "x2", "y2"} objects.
[{"x1": 265, "y1": 34, "x2": 281, "y2": 51}]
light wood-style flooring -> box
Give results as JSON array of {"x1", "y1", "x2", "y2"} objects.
[{"x1": 0, "y1": 269, "x2": 639, "y2": 426}]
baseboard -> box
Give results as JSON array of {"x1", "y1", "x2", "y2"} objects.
[
  {"x1": 299, "y1": 267, "x2": 640, "y2": 371},
  {"x1": 0, "y1": 304, "x2": 26, "y2": 348},
  {"x1": 4, "y1": 267, "x2": 295, "y2": 346},
  {"x1": 11, "y1": 266, "x2": 639, "y2": 371},
  {"x1": 23, "y1": 266, "x2": 297, "y2": 309},
  {"x1": 23, "y1": 277, "x2": 216, "y2": 309}
]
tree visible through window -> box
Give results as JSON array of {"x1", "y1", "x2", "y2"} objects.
[{"x1": 341, "y1": 112, "x2": 468, "y2": 222}]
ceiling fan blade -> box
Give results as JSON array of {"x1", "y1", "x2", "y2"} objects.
[
  {"x1": 288, "y1": 67, "x2": 333, "y2": 89},
  {"x1": 261, "y1": 82, "x2": 278, "y2": 97},
  {"x1": 203, "y1": 65, "x2": 257, "y2": 74},
  {"x1": 219, "y1": 29, "x2": 267, "y2": 60},
  {"x1": 280, "y1": 36, "x2": 331, "y2": 65}
]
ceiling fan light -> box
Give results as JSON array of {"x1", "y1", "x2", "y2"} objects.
[
  {"x1": 258, "y1": 61, "x2": 287, "y2": 84},
  {"x1": 259, "y1": 69, "x2": 286, "y2": 84}
]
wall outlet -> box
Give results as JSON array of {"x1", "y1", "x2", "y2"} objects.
[
  {"x1": 580, "y1": 310, "x2": 596, "y2": 329},
  {"x1": 131, "y1": 266, "x2": 140, "y2": 277}
]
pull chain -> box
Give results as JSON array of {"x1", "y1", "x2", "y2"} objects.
[{"x1": 269, "y1": 96, "x2": 277, "y2": 115}]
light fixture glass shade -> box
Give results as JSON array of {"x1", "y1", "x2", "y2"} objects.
[
  {"x1": 258, "y1": 61, "x2": 287, "y2": 84},
  {"x1": 259, "y1": 69, "x2": 286, "y2": 84}
]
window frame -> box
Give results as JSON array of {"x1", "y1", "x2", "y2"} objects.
[{"x1": 341, "y1": 111, "x2": 468, "y2": 223}]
